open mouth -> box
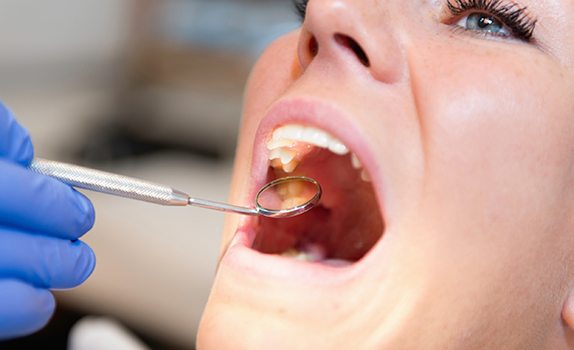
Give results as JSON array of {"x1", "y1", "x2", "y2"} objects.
[{"x1": 251, "y1": 124, "x2": 385, "y2": 266}]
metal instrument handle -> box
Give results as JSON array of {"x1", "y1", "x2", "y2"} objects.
[{"x1": 30, "y1": 158, "x2": 189, "y2": 206}]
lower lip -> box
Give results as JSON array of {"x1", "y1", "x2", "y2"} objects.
[{"x1": 220, "y1": 220, "x2": 362, "y2": 285}]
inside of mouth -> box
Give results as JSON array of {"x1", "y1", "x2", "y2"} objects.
[{"x1": 252, "y1": 145, "x2": 384, "y2": 266}]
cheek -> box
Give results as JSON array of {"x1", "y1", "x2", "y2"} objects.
[
  {"x1": 405, "y1": 44, "x2": 574, "y2": 338},
  {"x1": 221, "y1": 32, "x2": 301, "y2": 249},
  {"x1": 411, "y1": 43, "x2": 574, "y2": 292},
  {"x1": 242, "y1": 31, "x2": 302, "y2": 131},
  {"x1": 415, "y1": 46, "x2": 574, "y2": 222}
]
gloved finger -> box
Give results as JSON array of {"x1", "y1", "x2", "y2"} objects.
[
  {"x1": 0, "y1": 279, "x2": 55, "y2": 340},
  {"x1": 0, "y1": 102, "x2": 34, "y2": 166},
  {"x1": 0, "y1": 159, "x2": 95, "y2": 240},
  {"x1": 0, "y1": 227, "x2": 96, "y2": 289}
]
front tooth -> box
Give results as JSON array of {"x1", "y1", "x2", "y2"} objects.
[
  {"x1": 351, "y1": 153, "x2": 362, "y2": 169},
  {"x1": 269, "y1": 124, "x2": 351, "y2": 168},
  {"x1": 272, "y1": 125, "x2": 348, "y2": 154},
  {"x1": 272, "y1": 125, "x2": 305, "y2": 141},
  {"x1": 267, "y1": 138, "x2": 295, "y2": 150},
  {"x1": 302, "y1": 127, "x2": 330, "y2": 148},
  {"x1": 328, "y1": 140, "x2": 349, "y2": 155}
]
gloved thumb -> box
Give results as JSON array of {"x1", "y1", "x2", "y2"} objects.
[{"x1": 0, "y1": 102, "x2": 34, "y2": 167}]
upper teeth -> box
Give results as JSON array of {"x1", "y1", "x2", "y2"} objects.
[
  {"x1": 268, "y1": 125, "x2": 349, "y2": 155},
  {"x1": 267, "y1": 124, "x2": 369, "y2": 181},
  {"x1": 351, "y1": 153, "x2": 362, "y2": 170}
]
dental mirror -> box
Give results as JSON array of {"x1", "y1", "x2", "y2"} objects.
[
  {"x1": 255, "y1": 176, "x2": 322, "y2": 218},
  {"x1": 30, "y1": 159, "x2": 322, "y2": 219},
  {"x1": 187, "y1": 176, "x2": 322, "y2": 218}
]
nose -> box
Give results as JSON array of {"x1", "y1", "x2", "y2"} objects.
[{"x1": 297, "y1": 0, "x2": 404, "y2": 84}]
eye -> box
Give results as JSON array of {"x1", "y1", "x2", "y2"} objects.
[
  {"x1": 446, "y1": 0, "x2": 537, "y2": 43},
  {"x1": 456, "y1": 12, "x2": 510, "y2": 37}
]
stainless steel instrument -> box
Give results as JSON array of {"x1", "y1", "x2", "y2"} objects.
[{"x1": 30, "y1": 158, "x2": 321, "y2": 219}]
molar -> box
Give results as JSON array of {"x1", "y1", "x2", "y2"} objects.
[
  {"x1": 360, "y1": 169, "x2": 371, "y2": 182},
  {"x1": 272, "y1": 124, "x2": 305, "y2": 141},
  {"x1": 266, "y1": 138, "x2": 295, "y2": 150},
  {"x1": 302, "y1": 127, "x2": 330, "y2": 148},
  {"x1": 351, "y1": 153, "x2": 362, "y2": 170}
]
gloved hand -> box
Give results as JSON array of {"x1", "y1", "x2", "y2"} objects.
[{"x1": 0, "y1": 102, "x2": 96, "y2": 340}]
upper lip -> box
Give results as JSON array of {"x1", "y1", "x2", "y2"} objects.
[{"x1": 220, "y1": 96, "x2": 387, "y2": 282}]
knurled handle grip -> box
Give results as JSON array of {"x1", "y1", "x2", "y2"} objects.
[{"x1": 30, "y1": 158, "x2": 189, "y2": 206}]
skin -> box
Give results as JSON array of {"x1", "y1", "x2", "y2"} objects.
[{"x1": 198, "y1": 0, "x2": 574, "y2": 348}]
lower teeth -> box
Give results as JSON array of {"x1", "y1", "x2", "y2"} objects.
[
  {"x1": 281, "y1": 244, "x2": 325, "y2": 262},
  {"x1": 280, "y1": 247, "x2": 353, "y2": 267}
]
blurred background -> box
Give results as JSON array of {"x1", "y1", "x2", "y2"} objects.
[{"x1": 0, "y1": 0, "x2": 299, "y2": 349}]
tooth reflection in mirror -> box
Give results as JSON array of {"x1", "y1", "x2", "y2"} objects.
[{"x1": 255, "y1": 176, "x2": 322, "y2": 218}]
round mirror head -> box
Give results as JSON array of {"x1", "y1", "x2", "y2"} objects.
[{"x1": 255, "y1": 176, "x2": 322, "y2": 218}]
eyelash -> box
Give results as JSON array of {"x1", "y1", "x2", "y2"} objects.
[
  {"x1": 291, "y1": 0, "x2": 537, "y2": 41},
  {"x1": 293, "y1": 0, "x2": 308, "y2": 22},
  {"x1": 447, "y1": 0, "x2": 537, "y2": 42}
]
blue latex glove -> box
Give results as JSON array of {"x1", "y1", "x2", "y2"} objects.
[{"x1": 0, "y1": 102, "x2": 96, "y2": 340}]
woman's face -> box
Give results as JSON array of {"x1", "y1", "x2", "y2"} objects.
[{"x1": 198, "y1": 0, "x2": 574, "y2": 348}]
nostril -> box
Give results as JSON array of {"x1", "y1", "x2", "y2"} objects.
[
  {"x1": 334, "y1": 33, "x2": 370, "y2": 67},
  {"x1": 309, "y1": 36, "x2": 319, "y2": 57}
]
